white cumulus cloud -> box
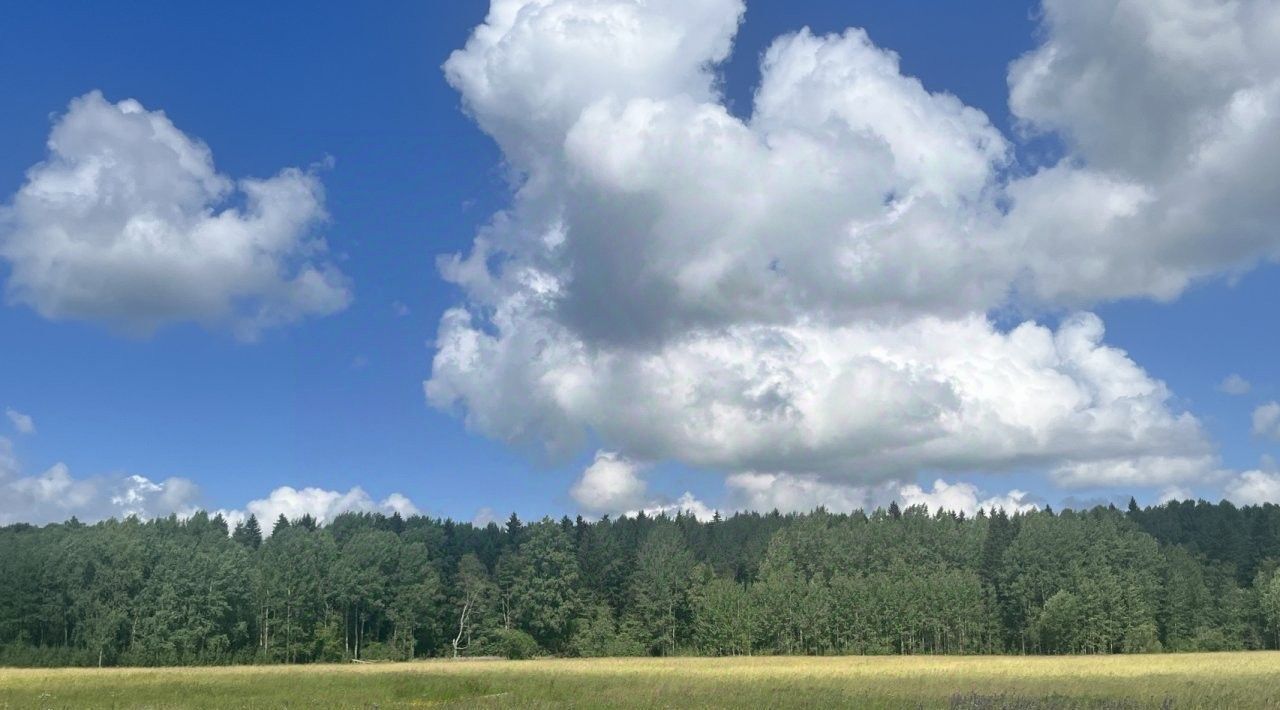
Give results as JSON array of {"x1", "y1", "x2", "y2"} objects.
[
  {"x1": 1003, "y1": 0, "x2": 1280, "y2": 306},
  {"x1": 0, "y1": 434, "x2": 420, "y2": 530},
  {"x1": 1253, "y1": 402, "x2": 1280, "y2": 440},
  {"x1": 570, "y1": 451, "x2": 648, "y2": 513},
  {"x1": 217, "y1": 485, "x2": 420, "y2": 533},
  {"x1": 723, "y1": 472, "x2": 1035, "y2": 516},
  {"x1": 898, "y1": 479, "x2": 1038, "y2": 516},
  {"x1": 1158, "y1": 485, "x2": 1195, "y2": 505},
  {"x1": 432, "y1": 308, "x2": 1211, "y2": 486},
  {"x1": 429, "y1": 0, "x2": 1280, "y2": 504},
  {"x1": 0, "y1": 91, "x2": 351, "y2": 339},
  {"x1": 5, "y1": 408, "x2": 34, "y2": 435},
  {"x1": 630, "y1": 492, "x2": 718, "y2": 522},
  {"x1": 0, "y1": 438, "x2": 201, "y2": 525},
  {"x1": 1051, "y1": 455, "x2": 1223, "y2": 490},
  {"x1": 725, "y1": 472, "x2": 874, "y2": 514},
  {"x1": 1224, "y1": 469, "x2": 1280, "y2": 506}
]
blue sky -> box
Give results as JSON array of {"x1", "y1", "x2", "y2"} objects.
[{"x1": 2, "y1": 0, "x2": 1278, "y2": 526}]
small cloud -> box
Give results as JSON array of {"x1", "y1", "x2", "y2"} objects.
[
  {"x1": 5, "y1": 409, "x2": 35, "y2": 435},
  {"x1": 0, "y1": 437, "x2": 18, "y2": 478},
  {"x1": 570, "y1": 451, "x2": 648, "y2": 513},
  {"x1": 215, "y1": 485, "x2": 419, "y2": 535},
  {"x1": 1057, "y1": 494, "x2": 1129, "y2": 511},
  {"x1": 472, "y1": 506, "x2": 500, "y2": 527},
  {"x1": 351, "y1": 355, "x2": 369, "y2": 370},
  {"x1": 392, "y1": 301, "x2": 411, "y2": 317},
  {"x1": 1219, "y1": 374, "x2": 1252, "y2": 395},
  {"x1": 1252, "y1": 402, "x2": 1280, "y2": 440},
  {"x1": 629, "y1": 492, "x2": 717, "y2": 522},
  {"x1": 1224, "y1": 469, "x2": 1280, "y2": 506},
  {"x1": 381, "y1": 492, "x2": 419, "y2": 517},
  {"x1": 1157, "y1": 485, "x2": 1194, "y2": 504}
]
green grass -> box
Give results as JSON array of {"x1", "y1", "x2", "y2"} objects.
[{"x1": 3, "y1": 653, "x2": 1280, "y2": 709}]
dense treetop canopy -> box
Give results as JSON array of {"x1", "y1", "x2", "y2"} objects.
[{"x1": 3, "y1": 499, "x2": 1280, "y2": 666}]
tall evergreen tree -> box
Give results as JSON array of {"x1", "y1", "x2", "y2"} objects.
[{"x1": 233, "y1": 515, "x2": 263, "y2": 549}]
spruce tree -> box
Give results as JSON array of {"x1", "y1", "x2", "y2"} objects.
[
  {"x1": 233, "y1": 514, "x2": 263, "y2": 549},
  {"x1": 505, "y1": 512, "x2": 524, "y2": 549}
]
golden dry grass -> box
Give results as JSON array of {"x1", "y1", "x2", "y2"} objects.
[{"x1": 3, "y1": 652, "x2": 1280, "y2": 708}]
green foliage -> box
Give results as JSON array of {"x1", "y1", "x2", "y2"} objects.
[
  {"x1": 2, "y1": 499, "x2": 1280, "y2": 666},
  {"x1": 485, "y1": 628, "x2": 541, "y2": 660},
  {"x1": 569, "y1": 604, "x2": 645, "y2": 657},
  {"x1": 626, "y1": 524, "x2": 695, "y2": 655},
  {"x1": 1122, "y1": 622, "x2": 1162, "y2": 654},
  {"x1": 507, "y1": 520, "x2": 580, "y2": 652},
  {"x1": 692, "y1": 576, "x2": 753, "y2": 656}
]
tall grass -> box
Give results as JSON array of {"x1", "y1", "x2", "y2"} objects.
[{"x1": 2, "y1": 652, "x2": 1278, "y2": 708}]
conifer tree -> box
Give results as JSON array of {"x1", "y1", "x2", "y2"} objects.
[{"x1": 233, "y1": 514, "x2": 263, "y2": 549}]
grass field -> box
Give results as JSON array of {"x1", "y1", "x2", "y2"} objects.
[{"x1": 3, "y1": 653, "x2": 1279, "y2": 709}]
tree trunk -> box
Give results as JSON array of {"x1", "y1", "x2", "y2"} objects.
[{"x1": 453, "y1": 597, "x2": 472, "y2": 658}]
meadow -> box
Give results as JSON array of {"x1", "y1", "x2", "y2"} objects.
[{"x1": 2, "y1": 653, "x2": 1279, "y2": 709}]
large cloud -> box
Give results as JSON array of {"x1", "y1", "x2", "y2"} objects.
[
  {"x1": 429, "y1": 0, "x2": 1280, "y2": 503},
  {"x1": 1004, "y1": 0, "x2": 1280, "y2": 306},
  {"x1": 444, "y1": 15, "x2": 1011, "y2": 345},
  {"x1": 432, "y1": 310, "x2": 1210, "y2": 481},
  {"x1": 0, "y1": 91, "x2": 351, "y2": 338}
]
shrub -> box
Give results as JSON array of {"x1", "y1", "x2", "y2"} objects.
[{"x1": 485, "y1": 628, "x2": 541, "y2": 660}]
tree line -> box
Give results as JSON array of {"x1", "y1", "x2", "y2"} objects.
[{"x1": 2, "y1": 498, "x2": 1280, "y2": 666}]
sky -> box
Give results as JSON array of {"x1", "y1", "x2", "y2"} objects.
[{"x1": 2, "y1": 0, "x2": 1279, "y2": 528}]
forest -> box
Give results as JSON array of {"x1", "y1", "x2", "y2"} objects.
[{"x1": 3, "y1": 499, "x2": 1280, "y2": 667}]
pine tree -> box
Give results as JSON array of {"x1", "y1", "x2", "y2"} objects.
[
  {"x1": 272, "y1": 514, "x2": 291, "y2": 537},
  {"x1": 505, "y1": 513, "x2": 524, "y2": 549},
  {"x1": 233, "y1": 514, "x2": 263, "y2": 549}
]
